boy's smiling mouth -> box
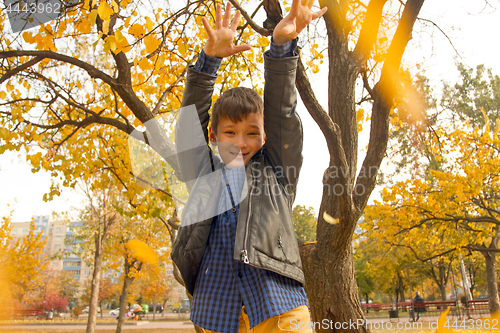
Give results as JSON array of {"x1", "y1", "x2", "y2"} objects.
[{"x1": 230, "y1": 151, "x2": 248, "y2": 158}]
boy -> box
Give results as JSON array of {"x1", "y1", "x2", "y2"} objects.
[{"x1": 172, "y1": 1, "x2": 327, "y2": 332}]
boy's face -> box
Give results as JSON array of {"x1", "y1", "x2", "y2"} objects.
[{"x1": 209, "y1": 113, "x2": 265, "y2": 168}]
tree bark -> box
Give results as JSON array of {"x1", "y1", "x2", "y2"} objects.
[
  {"x1": 115, "y1": 257, "x2": 141, "y2": 333},
  {"x1": 295, "y1": 0, "x2": 425, "y2": 331},
  {"x1": 483, "y1": 248, "x2": 500, "y2": 313},
  {"x1": 302, "y1": 241, "x2": 367, "y2": 333},
  {"x1": 153, "y1": 296, "x2": 156, "y2": 321},
  {"x1": 397, "y1": 271, "x2": 406, "y2": 305},
  {"x1": 85, "y1": 243, "x2": 103, "y2": 333}
]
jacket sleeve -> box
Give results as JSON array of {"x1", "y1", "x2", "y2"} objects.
[
  {"x1": 175, "y1": 66, "x2": 217, "y2": 192},
  {"x1": 263, "y1": 52, "x2": 303, "y2": 194}
]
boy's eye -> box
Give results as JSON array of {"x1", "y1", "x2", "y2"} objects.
[{"x1": 224, "y1": 131, "x2": 235, "y2": 135}]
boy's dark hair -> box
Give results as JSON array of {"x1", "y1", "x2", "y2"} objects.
[{"x1": 211, "y1": 87, "x2": 264, "y2": 134}]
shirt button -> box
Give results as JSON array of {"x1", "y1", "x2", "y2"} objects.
[
  {"x1": 232, "y1": 208, "x2": 236, "y2": 213},
  {"x1": 238, "y1": 272, "x2": 243, "y2": 278}
]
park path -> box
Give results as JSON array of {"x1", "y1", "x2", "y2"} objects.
[{"x1": 0, "y1": 320, "x2": 195, "y2": 330}]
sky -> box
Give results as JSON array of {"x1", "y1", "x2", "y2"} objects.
[{"x1": 1, "y1": 0, "x2": 499, "y2": 222}]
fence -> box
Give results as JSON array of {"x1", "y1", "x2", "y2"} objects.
[{"x1": 361, "y1": 300, "x2": 491, "y2": 321}]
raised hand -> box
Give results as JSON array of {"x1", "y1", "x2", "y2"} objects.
[
  {"x1": 273, "y1": 0, "x2": 328, "y2": 45},
  {"x1": 202, "y1": 2, "x2": 252, "y2": 58}
]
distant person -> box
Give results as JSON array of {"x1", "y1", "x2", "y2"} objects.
[{"x1": 410, "y1": 291, "x2": 426, "y2": 321}]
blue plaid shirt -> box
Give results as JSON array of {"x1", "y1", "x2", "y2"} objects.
[{"x1": 190, "y1": 39, "x2": 308, "y2": 333}]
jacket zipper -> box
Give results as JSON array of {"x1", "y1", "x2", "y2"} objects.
[{"x1": 240, "y1": 163, "x2": 254, "y2": 264}]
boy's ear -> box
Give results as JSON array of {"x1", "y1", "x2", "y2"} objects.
[{"x1": 208, "y1": 126, "x2": 217, "y2": 144}]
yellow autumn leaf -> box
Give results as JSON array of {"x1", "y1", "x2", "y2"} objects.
[
  {"x1": 143, "y1": 34, "x2": 160, "y2": 54},
  {"x1": 128, "y1": 23, "x2": 145, "y2": 38},
  {"x1": 435, "y1": 307, "x2": 451, "y2": 333},
  {"x1": 0, "y1": 91, "x2": 6, "y2": 99},
  {"x1": 126, "y1": 240, "x2": 158, "y2": 265},
  {"x1": 145, "y1": 16, "x2": 153, "y2": 32},
  {"x1": 89, "y1": 9, "x2": 98, "y2": 25},
  {"x1": 111, "y1": 0, "x2": 119, "y2": 12},
  {"x1": 178, "y1": 40, "x2": 187, "y2": 57},
  {"x1": 115, "y1": 29, "x2": 124, "y2": 43},
  {"x1": 98, "y1": 1, "x2": 113, "y2": 20},
  {"x1": 124, "y1": 16, "x2": 132, "y2": 27},
  {"x1": 138, "y1": 57, "x2": 150, "y2": 71},
  {"x1": 102, "y1": 19, "x2": 110, "y2": 35},
  {"x1": 323, "y1": 212, "x2": 339, "y2": 225}
]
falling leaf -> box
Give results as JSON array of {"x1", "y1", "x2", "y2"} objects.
[
  {"x1": 323, "y1": 212, "x2": 339, "y2": 225},
  {"x1": 435, "y1": 307, "x2": 451, "y2": 333},
  {"x1": 126, "y1": 239, "x2": 158, "y2": 265}
]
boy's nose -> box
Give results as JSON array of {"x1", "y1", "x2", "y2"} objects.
[{"x1": 236, "y1": 136, "x2": 248, "y2": 149}]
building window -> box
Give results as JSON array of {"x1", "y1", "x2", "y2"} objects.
[
  {"x1": 22, "y1": 229, "x2": 28, "y2": 234},
  {"x1": 55, "y1": 236, "x2": 62, "y2": 242},
  {"x1": 52, "y1": 262, "x2": 58, "y2": 267},
  {"x1": 54, "y1": 245, "x2": 61, "y2": 250},
  {"x1": 57, "y1": 227, "x2": 63, "y2": 233},
  {"x1": 12, "y1": 229, "x2": 17, "y2": 234}
]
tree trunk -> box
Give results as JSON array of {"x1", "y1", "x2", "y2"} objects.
[
  {"x1": 302, "y1": 242, "x2": 368, "y2": 333},
  {"x1": 294, "y1": 0, "x2": 425, "y2": 329},
  {"x1": 115, "y1": 274, "x2": 134, "y2": 333},
  {"x1": 483, "y1": 250, "x2": 500, "y2": 313},
  {"x1": 153, "y1": 296, "x2": 156, "y2": 321},
  {"x1": 439, "y1": 284, "x2": 447, "y2": 302},
  {"x1": 86, "y1": 244, "x2": 103, "y2": 333},
  {"x1": 397, "y1": 271, "x2": 406, "y2": 303},
  {"x1": 427, "y1": 264, "x2": 449, "y2": 301}
]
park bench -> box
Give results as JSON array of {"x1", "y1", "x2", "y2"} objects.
[
  {"x1": 361, "y1": 303, "x2": 392, "y2": 313},
  {"x1": 464, "y1": 300, "x2": 490, "y2": 317},
  {"x1": 12, "y1": 309, "x2": 43, "y2": 319}
]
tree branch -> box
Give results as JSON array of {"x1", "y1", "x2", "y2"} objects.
[
  {"x1": 0, "y1": 56, "x2": 43, "y2": 84},
  {"x1": 417, "y1": 17, "x2": 462, "y2": 59},
  {"x1": 152, "y1": 56, "x2": 195, "y2": 115},
  {"x1": 0, "y1": 50, "x2": 118, "y2": 88},
  {"x1": 228, "y1": 0, "x2": 272, "y2": 36},
  {"x1": 352, "y1": 0, "x2": 388, "y2": 68},
  {"x1": 463, "y1": 245, "x2": 500, "y2": 253},
  {"x1": 295, "y1": 53, "x2": 351, "y2": 197},
  {"x1": 353, "y1": 0, "x2": 425, "y2": 211}
]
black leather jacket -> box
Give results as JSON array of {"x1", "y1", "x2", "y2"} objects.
[{"x1": 171, "y1": 52, "x2": 303, "y2": 296}]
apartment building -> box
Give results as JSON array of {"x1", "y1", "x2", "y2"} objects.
[
  {"x1": 11, "y1": 215, "x2": 186, "y2": 303},
  {"x1": 10, "y1": 215, "x2": 92, "y2": 289}
]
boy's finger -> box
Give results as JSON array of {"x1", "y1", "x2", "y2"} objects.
[
  {"x1": 215, "y1": 3, "x2": 222, "y2": 30},
  {"x1": 230, "y1": 10, "x2": 241, "y2": 31},
  {"x1": 201, "y1": 17, "x2": 214, "y2": 37},
  {"x1": 222, "y1": 2, "x2": 232, "y2": 27},
  {"x1": 306, "y1": 0, "x2": 315, "y2": 8},
  {"x1": 232, "y1": 44, "x2": 252, "y2": 54},
  {"x1": 311, "y1": 6, "x2": 328, "y2": 20}
]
